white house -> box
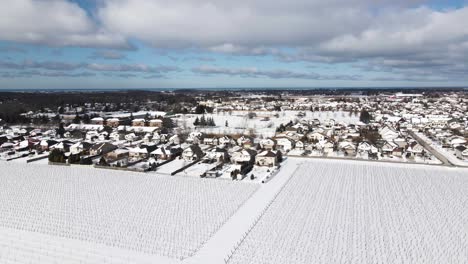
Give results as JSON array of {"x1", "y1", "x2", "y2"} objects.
[
  {"x1": 379, "y1": 125, "x2": 399, "y2": 141},
  {"x1": 231, "y1": 149, "x2": 257, "y2": 164},
  {"x1": 203, "y1": 137, "x2": 219, "y2": 146},
  {"x1": 182, "y1": 145, "x2": 204, "y2": 161},
  {"x1": 307, "y1": 132, "x2": 325, "y2": 142},
  {"x1": 295, "y1": 140, "x2": 305, "y2": 150},
  {"x1": 381, "y1": 141, "x2": 398, "y2": 155},
  {"x1": 407, "y1": 142, "x2": 425, "y2": 156},
  {"x1": 275, "y1": 137, "x2": 295, "y2": 152},
  {"x1": 358, "y1": 142, "x2": 378, "y2": 154},
  {"x1": 128, "y1": 146, "x2": 148, "y2": 160},
  {"x1": 260, "y1": 138, "x2": 276, "y2": 150}
]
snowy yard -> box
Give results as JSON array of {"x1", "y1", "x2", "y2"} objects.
[
  {"x1": 0, "y1": 163, "x2": 258, "y2": 261},
  {"x1": 175, "y1": 161, "x2": 218, "y2": 178},
  {"x1": 153, "y1": 158, "x2": 189, "y2": 175},
  {"x1": 228, "y1": 159, "x2": 468, "y2": 264}
]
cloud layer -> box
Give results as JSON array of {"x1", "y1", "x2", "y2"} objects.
[
  {"x1": 0, "y1": 0, "x2": 467, "y2": 83},
  {"x1": 0, "y1": 59, "x2": 180, "y2": 78}
]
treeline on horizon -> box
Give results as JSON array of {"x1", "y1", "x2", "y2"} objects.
[
  {"x1": 0, "y1": 90, "x2": 197, "y2": 125},
  {"x1": 0, "y1": 88, "x2": 465, "y2": 125}
]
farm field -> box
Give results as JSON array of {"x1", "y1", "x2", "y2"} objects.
[
  {"x1": 0, "y1": 163, "x2": 258, "y2": 262},
  {"x1": 228, "y1": 159, "x2": 468, "y2": 264}
]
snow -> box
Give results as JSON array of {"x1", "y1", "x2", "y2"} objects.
[
  {"x1": 0, "y1": 163, "x2": 258, "y2": 262},
  {"x1": 185, "y1": 158, "x2": 303, "y2": 264},
  {"x1": 175, "y1": 111, "x2": 358, "y2": 137},
  {"x1": 228, "y1": 159, "x2": 468, "y2": 264},
  {"x1": 154, "y1": 158, "x2": 190, "y2": 175},
  {"x1": 1, "y1": 157, "x2": 467, "y2": 263},
  {"x1": 415, "y1": 132, "x2": 468, "y2": 167},
  {"x1": 0, "y1": 226, "x2": 177, "y2": 264},
  {"x1": 176, "y1": 161, "x2": 218, "y2": 178}
]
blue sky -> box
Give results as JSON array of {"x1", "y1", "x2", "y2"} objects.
[{"x1": 0, "y1": 0, "x2": 467, "y2": 89}]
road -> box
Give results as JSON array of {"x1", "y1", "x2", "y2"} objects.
[{"x1": 408, "y1": 130, "x2": 452, "y2": 166}]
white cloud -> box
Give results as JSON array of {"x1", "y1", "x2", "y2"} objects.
[
  {"x1": 97, "y1": 0, "x2": 371, "y2": 47},
  {"x1": 0, "y1": 0, "x2": 129, "y2": 48}
]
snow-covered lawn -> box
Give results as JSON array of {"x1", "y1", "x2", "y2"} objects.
[
  {"x1": 0, "y1": 163, "x2": 258, "y2": 261},
  {"x1": 175, "y1": 161, "x2": 217, "y2": 178},
  {"x1": 154, "y1": 158, "x2": 189, "y2": 175},
  {"x1": 228, "y1": 159, "x2": 468, "y2": 264}
]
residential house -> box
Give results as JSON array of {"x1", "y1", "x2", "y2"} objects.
[
  {"x1": 392, "y1": 147, "x2": 404, "y2": 157},
  {"x1": 168, "y1": 134, "x2": 180, "y2": 145},
  {"x1": 275, "y1": 137, "x2": 295, "y2": 152},
  {"x1": 105, "y1": 148, "x2": 129, "y2": 161},
  {"x1": 39, "y1": 139, "x2": 58, "y2": 151},
  {"x1": 407, "y1": 142, "x2": 425, "y2": 157},
  {"x1": 89, "y1": 142, "x2": 118, "y2": 156},
  {"x1": 150, "y1": 144, "x2": 182, "y2": 160},
  {"x1": 317, "y1": 140, "x2": 335, "y2": 154},
  {"x1": 203, "y1": 137, "x2": 219, "y2": 146},
  {"x1": 218, "y1": 136, "x2": 236, "y2": 147},
  {"x1": 204, "y1": 147, "x2": 229, "y2": 163},
  {"x1": 182, "y1": 145, "x2": 204, "y2": 161},
  {"x1": 338, "y1": 141, "x2": 356, "y2": 156},
  {"x1": 107, "y1": 118, "x2": 120, "y2": 127},
  {"x1": 393, "y1": 137, "x2": 408, "y2": 148},
  {"x1": 149, "y1": 119, "x2": 163, "y2": 127},
  {"x1": 186, "y1": 132, "x2": 204, "y2": 144},
  {"x1": 237, "y1": 136, "x2": 254, "y2": 149},
  {"x1": 358, "y1": 141, "x2": 378, "y2": 154},
  {"x1": 255, "y1": 150, "x2": 281, "y2": 167},
  {"x1": 379, "y1": 125, "x2": 399, "y2": 141},
  {"x1": 295, "y1": 140, "x2": 305, "y2": 150},
  {"x1": 132, "y1": 118, "x2": 146, "y2": 127},
  {"x1": 259, "y1": 138, "x2": 276, "y2": 150},
  {"x1": 455, "y1": 145, "x2": 468, "y2": 159},
  {"x1": 307, "y1": 132, "x2": 325, "y2": 142},
  {"x1": 69, "y1": 142, "x2": 92, "y2": 155},
  {"x1": 381, "y1": 141, "x2": 398, "y2": 156},
  {"x1": 128, "y1": 146, "x2": 148, "y2": 160},
  {"x1": 231, "y1": 148, "x2": 257, "y2": 165},
  {"x1": 91, "y1": 117, "x2": 104, "y2": 125}
]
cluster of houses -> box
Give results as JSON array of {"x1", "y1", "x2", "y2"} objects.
[
  {"x1": 0, "y1": 123, "x2": 284, "y2": 180},
  {"x1": 268, "y1": 117, "x2": 435, "y2": 161},
  {"x1": 1, "y1": 91, "x2": 467, "y2": 175}
]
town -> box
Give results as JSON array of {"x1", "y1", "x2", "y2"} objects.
[{"x1": 1, "y1": 89, "x2": 467, "y2": 182}]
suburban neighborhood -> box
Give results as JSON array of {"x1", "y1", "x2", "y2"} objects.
[{"x1": 1, "y1": 90, "x2": 467, "y2": 184}]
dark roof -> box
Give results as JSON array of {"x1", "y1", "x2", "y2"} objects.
[
  {"x1": 262, "y1": 150, "x2": 278, "y2": 157},
  {"x1": 455, "y1": 145, "x2": 467, "y2": 152}
]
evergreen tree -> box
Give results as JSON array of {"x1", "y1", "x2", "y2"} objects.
[
  {"x1": 82, "y1": 114, "x2": 90, "y2": 124},
  {"x1": 360, "y1": 110, "x2": 371, "y2": 124},
  {"x1": 56, "y1": 123, "x2": 66, "y2": 138},
  {"x1": 194, "y1": 117, "x2": 200, "y2": 126},
  {"x1": 200, "y1": 115, "x2": 206, "y2": 126},
  {"x1": 72, "y1": 113, "x2": 81, "y2": 124}
]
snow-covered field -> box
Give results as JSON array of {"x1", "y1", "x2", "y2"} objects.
[
  {"x1": 176, "y1": 111, "x2": 358, "y2": 137},
  {"x1": 1, "y1": 158, "x2": 467, "y2": 264},
  {"x1": 228, "y1": 159, "x2": 468, "y2": 264},
  {"x1": 0, "y1": 163, "x2": 258, "y2": 261}
]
